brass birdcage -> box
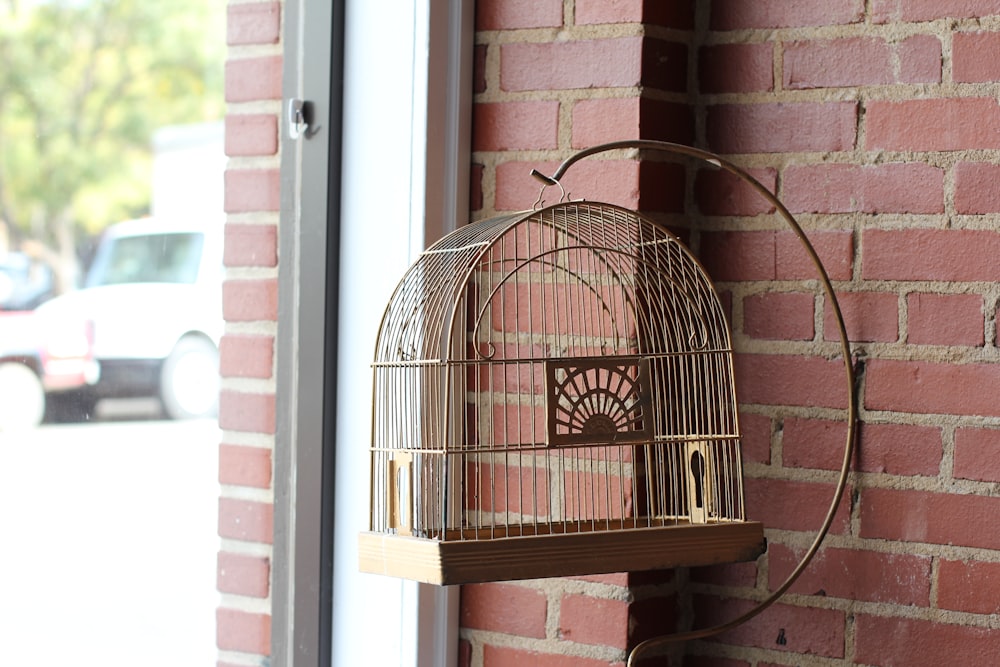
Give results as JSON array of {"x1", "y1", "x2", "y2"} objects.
[
  {"x1": 359, "y1": 169, "x2": 773, "y2": 583},
  {"x1": 359, "y1": 140, "x2": 857, "y2": 661}
]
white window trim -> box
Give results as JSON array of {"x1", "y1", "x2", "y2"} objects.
[
  {"x1": 335, "y1": 2, "x2": 471, "y2": 665},
  {"x1": 273, "y1": 1, "x2": 472, "y2": 666}
]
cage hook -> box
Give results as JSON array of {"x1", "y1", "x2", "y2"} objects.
[{"x1": 530, "y1": 168, "x2": 567, "y2": 210}]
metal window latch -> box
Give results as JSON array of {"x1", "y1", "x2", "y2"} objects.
[{"x1": 287, "y1": 98, "x2": 311, "y2": 139}]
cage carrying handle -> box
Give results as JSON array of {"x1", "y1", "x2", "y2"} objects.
[{"x1": 533, "y1": 140, "x2": 858, "y2": 664}]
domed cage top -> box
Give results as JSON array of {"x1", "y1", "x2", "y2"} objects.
[{"x1": 359, "y1": 200, "x2": 766, "y2": 585}]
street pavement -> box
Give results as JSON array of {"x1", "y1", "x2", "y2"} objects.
[{"x1": 0, "y1": 416, "x2": 220, "y2": 666}]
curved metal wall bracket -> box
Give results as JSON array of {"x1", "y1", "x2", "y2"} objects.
[{"x1": 530, "y1": 140, "x2": 858, "y2": 664}]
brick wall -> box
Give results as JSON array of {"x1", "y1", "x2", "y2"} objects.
[
  {"x1": 222, "y1": 0, "x2": 1000, "y2": 665},
  {"x1": 468, "y1": 1, "x2": 1000, "y2": 666},
  {"x1": 219, "y1": 1, "x2": 282, "y2": 665}
]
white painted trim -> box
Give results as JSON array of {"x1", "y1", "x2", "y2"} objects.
[{"x1": 333, "y1": 1, "x2": 471, "y2": 666}]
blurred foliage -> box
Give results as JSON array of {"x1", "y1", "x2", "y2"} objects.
[{"x1": 0, "y1": 0, "x2": 224, "y2": 281}]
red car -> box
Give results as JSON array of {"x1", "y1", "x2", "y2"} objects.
[{"x1": 0, "y1": 310, "x2": 98, "y2": 430}]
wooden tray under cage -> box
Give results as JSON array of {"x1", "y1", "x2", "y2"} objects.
[{"x1": 359, "y1": 520, "x2": 765, "y2": 586}]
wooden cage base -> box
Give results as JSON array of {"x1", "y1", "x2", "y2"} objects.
[{"x1": 358, "y1": 521, "x2": 766, "y2": 586}]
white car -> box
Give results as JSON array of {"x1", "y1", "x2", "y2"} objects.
[{"x1": 36, "y1": 218, "x2": 222, "y2": 420}]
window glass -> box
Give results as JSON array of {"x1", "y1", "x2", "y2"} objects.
[{"x1": 87, "y1": 233, "x2": 204, "y2": 287}]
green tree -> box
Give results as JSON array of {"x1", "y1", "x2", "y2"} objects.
[{"x1": 0, "y1": 0, "x2": 224, "y2": 290}]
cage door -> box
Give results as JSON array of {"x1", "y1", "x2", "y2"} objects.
[{"x1": 389, "y1": 453, "x2": 414, "y2": 536}]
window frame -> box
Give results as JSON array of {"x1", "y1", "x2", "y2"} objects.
[{"x1": 272, "y1": 1, "x2": 472, "y2": 665}]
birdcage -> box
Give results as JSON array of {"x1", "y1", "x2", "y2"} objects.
[{"x1": 358, "y1": 188, "x2": 769, "y2": 585}]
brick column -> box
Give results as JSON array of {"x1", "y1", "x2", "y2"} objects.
[
  {"x1": 462, "y1": 3, "x2": 694, "y2": 666},
  {"x1": 217, "y1": 2, "x2": 283, "y2": 664}
]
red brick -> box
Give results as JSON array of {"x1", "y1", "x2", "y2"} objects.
[
  {"x1": 907, "y1": 292, "x2": 984, "y2": 346},
  {"x1": 855, "y1": 615, "x2": 999, "y2": 665},
  {"x1": 744, "y1": 477, "x2": 852, "y2": 535},
  {"x1": 575, "y1": 0, "x2": 644, "y2": 24},
  {"x1": 701, "y1": 230, "x2": 854, "y2": 283},
  {"x1": 573, "y1": 98, "x2": 641, "y2": 147},
  {"x1": 470, "y1": 163, "x2": 484, "y2": 211},
  {"x1": 955, "y1": 162, "x2": 1000, "y2": 214},
  {"x1": 685, "y1": 659, "x2": 748, "y2": 667},
  {"x1": 219, "y1": 389, "x2": 277, "y2": 434},
  {"x1": 460, "y1": 583, "x2": 547, "y2": 638},
  {"x1": 776, "y1": 230, "x2": 854, "y2": 282},
  {"x1": 769, "y1": 543, "x2": 931, "y2": 605},
  {"x1": 786, "y1": 38, "x2": 889, "y2": 88},
  {"x1": 220, "y1": 334, "x2": 273, "y2": 379},
  {"x1": 862, "y1": 229, "x2": 1000, "y2": 282},
  {"x1": 473, "y1": 101, "x2": 559, "y2": 152},
  {"x1": 630, "y1": 594, "x2": 679, "y2": 645},
  {"x1": 743, "y1": 292, "x2": 815, "y2": 341},
  {"x1": 217, "y1": 551, "x2": 270, "y2": 597},
  {"x1": 695, "y1": 166, "x2": 777, "y2": 216},
  {"x1": 735, "y1": 353, "x2": 852, "y2": 410},
  {"x1": 223, "y1": 279, "x2": 278, "y2": 322},
  {"x1": 218, "y1": 497, "x2": 274, "y2": 543},
  {"x1": 690, "y1": 559, "x2": 758, "y2": 588},
  {"x1": 694, "y1": 596, "x2": 846, "y2": 658},
  {"x1": 473, "y1": 45, "x2": 487, "y2": 94},
  {"x1": 786, "y1": 418, "x2": 940, "y2": 476},
  {"x1": 740, "y1": 412, "x2": 772, "y2": 465},
  {"x1": 502, "y1": 37, "x2": 643, "y2": 92},
  {"x1": 225, "y1": 169, "x2": 281, "y2": 212},
  {"x1": 783, "y1": 37, "x2": 939, "y2": 89},
  {"x1": 700, "y1": 231, "x2": 778, "y2": 281},
  {"x1": 216, "y1": 608, "x2": 270, "y2": 655},
  {"x1": 225, "y1": 114, "x2": 278, "y2": 157},
  {"x1": 481, "y1": 646, "x2": 620, "y2": 667},
  {"x1": 224, "y1": 224, "x2": 278, "y2": 268},
  {"x1": 708, "y1": 102, "x2": 857, "y2": 154},
  {"x1": 643, "y1": 39, "x2": 689, "y2": 93},
  {"x1": 954, "y1": 427, "x2": 1000, "y2": 482},
  {"x1": 227, "y1": 2, "x2": 281, "y2": 45},
  {"x1": 631, "y1": 99, "x2": 695, "y2": 145},
  {"x1": 872, "y1": 0, "x2": 1000, "y2": 23},
  {"x1": 783, "y1": 163, "x2": 943, "y2": 214},
  {"x1": 219, "y1": 443, "x2": 273, "y2": 488},
  {"x1": 823, "y1": 290, "x2": 898, "y2": 343},
  {"x1": 638, "y1": 161, "x2": 686, "y2": 213},
  {"x1": 898, "y1": 35, "x2": 944, "y2": 83},
  {"x1": 559, "y1": 594, "x2": 629, "y2": 649},
  {"x1": 710, "y1": 0, "x2": 864, "y2": 29},
  {"x1": 860, "y1": 487, "x2": 1000, "y2": 549},
  {"x1": 781, "y1": 418, "x2": 850, "y2": 472},
  {"x1": 866, "y1": 358, "x2": 1000, "y2": 417},
  {"x1": 496, "y1": 159, "x2": 640, "y2": 211},
  {"x1": 866, "y1": 98, "x2": 1000, "y2": 151},
  {"x1": 938, "y1": 559, "x2": 1000, "y2": 614},
  {"x1": 953, "y1": 31, "x2": 1000, "y2": 82},
  {"x1": 225, "y1": 56, "x2": 282, "y2": 102},
  {"x1": 700, "y1": 43, "x2": 774, "y2": 94},
  {"x1": 575, "y1": 0, "x2": 695, "y2": 28},
  {"x1": 642, "y1": 2, "x2": 695, "y2": 29},
  {"x1": 476, "y1": 0, "x2": 562, "y2": 30},
  {"x1": 459, "y1": 640, "x2": 471, "y2": 667}
]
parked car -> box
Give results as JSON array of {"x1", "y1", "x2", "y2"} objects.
[
  {"x1": 0, "y1": 252, "x2": 56, "y2": 311},
  {"x1": 0, "y1": 309, "x2": 98, "y2": 429},
  {"x1": 34, "y1": 218, "x2": 222, "y2": 420}
]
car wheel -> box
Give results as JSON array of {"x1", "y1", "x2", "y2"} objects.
[
  {"x1": 0, "y1": 362, "x2": 45, "y2": 430},
  {"x1": 160, "y1": 336, "x2": 219, "y2": 420}
]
